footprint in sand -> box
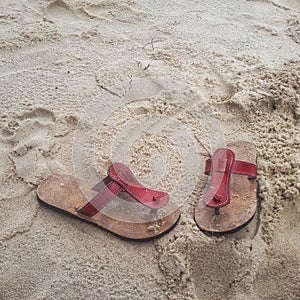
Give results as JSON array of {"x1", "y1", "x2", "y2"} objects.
[
  {"x1": 0, "y1": 108, "x2": 78, "y2": 244},
  {"x1": 46, "y1": 0, "x2": 77, "y2": 23},
  {"x1": 1, "y1": 108, "x2": 76, "y2": 186},
  {"x1": 84, "y1": 1, "x2": 147, "y2": 23}
]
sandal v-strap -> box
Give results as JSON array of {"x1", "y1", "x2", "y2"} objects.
[
  {"x1": 194, "y1": 141, "x2": 257, "y2": 233},
  {"x1": 37, "y1": 163, "x2": 180, "y2": 240}
]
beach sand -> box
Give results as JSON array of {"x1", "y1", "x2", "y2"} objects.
[{"x1": 0, "y1": 0, "x2": 299, "y2": 299}]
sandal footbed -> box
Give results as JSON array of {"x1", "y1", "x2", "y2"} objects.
[
  {"x1": 194, "y1": 141, "x2": 257, "y2": 233},
  {"x1": 37, "y1": 174, "x2": 180, "y2": 240}
]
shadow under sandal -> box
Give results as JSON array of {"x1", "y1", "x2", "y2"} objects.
[
  {"x1": 37, "y1": 163, "x2": 180, "y2": 240},
  {"x1": 194, "y1": 141, "x2": 257, "y2": 233}
]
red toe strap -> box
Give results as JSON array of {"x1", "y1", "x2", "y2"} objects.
[
  {"x1": 77, "y1": 163, "x2": 169, "y2": 217},
  {"x1": 108, "y1": 163, "x2": 169, "y2": 210},
  {"x1": 204, "y1": 149, "x2": 235, "y2": 208},
  {"x1": 203, "y1": 148, "x2": 257, "y2": 208}
]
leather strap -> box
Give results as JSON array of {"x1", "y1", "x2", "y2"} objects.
[
  {"x1": 107, "y1": 163, "x2": 169, "y2": 209},
  {"x1": 77, "y1": 163, "x2": 169, "y2": 217},
  {"x1": 77, "y1": 177, "x2": 122, "y2": 217},
  {"x1": 204, "y1": 148, "x2": 257, "y2": 208},
  {"x1": 204, "y1": 158, "x2": 257, "y2": 178},
  {"x1": 204, "y1": 148, "x2": 235, "y2": 208}
]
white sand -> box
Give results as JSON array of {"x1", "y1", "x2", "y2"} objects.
[{"x1": 0, "y1": 0, "x2": 299, "y2": 299}]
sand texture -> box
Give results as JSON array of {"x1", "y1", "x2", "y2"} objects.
[{"x1": 0, "y1": 0, "x2": 299, "y2": 299}]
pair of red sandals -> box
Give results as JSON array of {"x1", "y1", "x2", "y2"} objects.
[{"x1": 37, "y1": 141, "x2": 257, "y2": 240}]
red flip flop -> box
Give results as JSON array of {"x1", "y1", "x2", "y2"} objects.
[
  {"x1": 37, "y1": 163, "x2": 180, "y2": 240},
  {"x1": 194, "y1": 141, "x2": 257, "y2": 233}
]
